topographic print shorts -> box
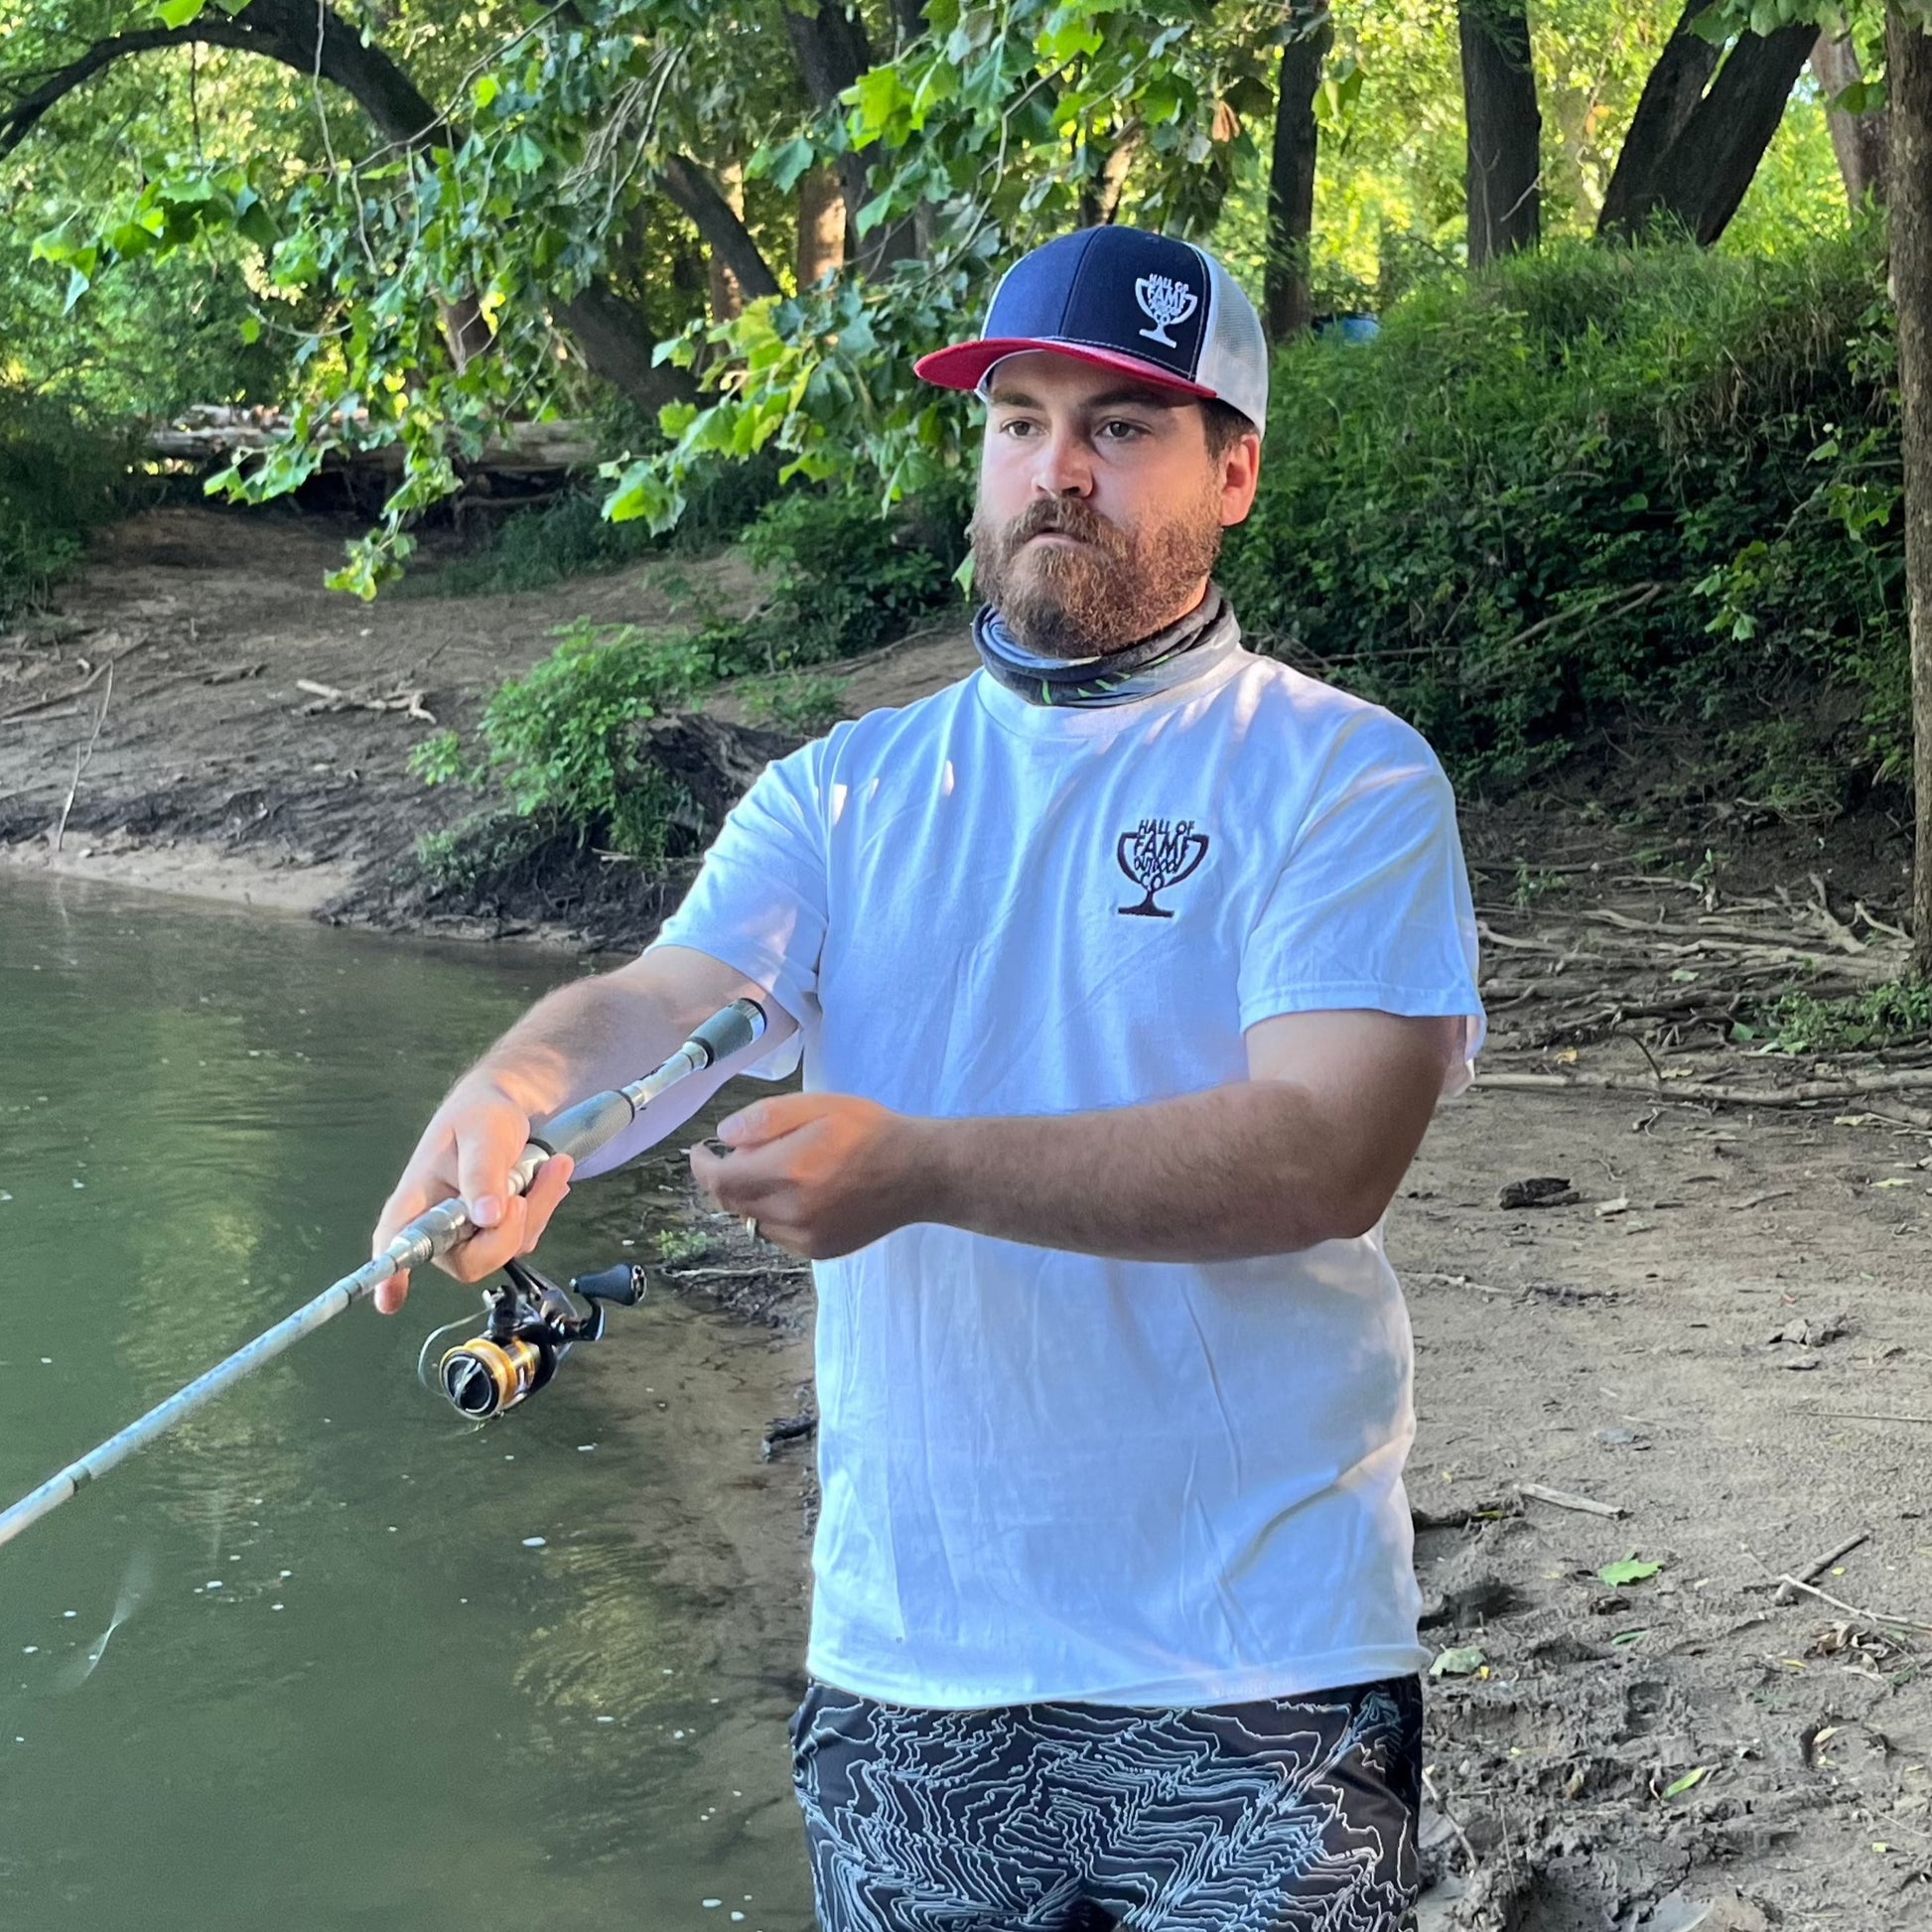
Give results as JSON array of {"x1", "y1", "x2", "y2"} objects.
[{"x1": 790, "y1": 1676, "x2": 1423, "y2": 1932}]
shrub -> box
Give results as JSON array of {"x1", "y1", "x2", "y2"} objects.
[
  {"x1": 1221, "y1": 228, "x2": 1902, "y2": 795},
  {"x1": 0, "y1": 390, "x2": 128, "y2": 621},
  {"x1": 425, "y1": 456, "x2": 782, "y2": 599},
  {"x1": 455, "y1": 621, "x2": 714, "y2": 859},
  {"x1": 415, "y1": 481, "x2": 967, "y2": 858}
]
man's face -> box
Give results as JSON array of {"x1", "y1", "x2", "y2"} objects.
[{"x1": 969, "y1": 351, "x2": 1261, "y2": 658}]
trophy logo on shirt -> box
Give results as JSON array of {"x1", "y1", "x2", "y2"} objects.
[{"x1": 1116, "y1": 818, "x2": 1210, "y2": 917}]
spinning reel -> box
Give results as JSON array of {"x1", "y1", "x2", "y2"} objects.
[{"x1": 434, "y1": 1257, "x2": 644, "y2": 1420}]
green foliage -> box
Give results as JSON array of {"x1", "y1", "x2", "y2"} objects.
[
  {"x1": 1220, "y1": 230, "x2": 1904, "y2": 790},
  {"x1": 730, "y1": 482, "x2": 968, "y2": 669},
  {"x1": 653, "y1": 1226, "x2": 712, "y2": 1265},
  {"x1": 471, "y1": 618, "x2": 713, "y2": 859},
  {"x1": 422, "y1": 459, "x2": 780, "y2": 599},
  {"x1": 737, "y1": 671, "x2": 850, "y2": 735},
  {"x1": 1751, "y1": 982, "x2": 1932, "y2": 1054},
  {"x1": 0, "y1": 390, "x2": 130, "y2": 621},
  {"x1": 421, "y1": 484, "x2": 964, "y2": 852}
]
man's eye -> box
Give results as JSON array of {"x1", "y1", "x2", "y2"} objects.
[
  {"x1": 999, "y1": 418, "x2": 1039, "y2": 437},
  {"x1": 1098, "y1": 420, "x2": 1146, "y2": 442}
]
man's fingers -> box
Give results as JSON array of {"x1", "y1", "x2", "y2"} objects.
[
  {"x1": 374, "y1": 1269, "x2": 410, "y2": 1316},
  {"x1": 438, "y1": 1195, "x2": 531, "y2": 1283},
  {"x1": 515, "y1": 1157, "x2": 574, "y2": 1253},
  {"x1": 455, "y1": 1111, "x2": 531, "y2": 1231},
  {"x1": 717, "y1": 1092, "x2": 825, "y2": 1150},
  {"x1": 689, "y1": 1142, "x2": 790, "y2": 1218}
]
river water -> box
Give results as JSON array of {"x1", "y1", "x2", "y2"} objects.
[{"x1": 0, "y1": 874, "x2": 815, "y2": 1932}]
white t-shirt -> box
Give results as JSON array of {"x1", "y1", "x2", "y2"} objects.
[{"x1": 652, "y1": 640, "x2": 1485, "y2": 1710}]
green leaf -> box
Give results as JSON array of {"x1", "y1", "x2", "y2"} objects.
[
  {"x1": 474, "y1": 74, "x2": 501, "y2": 112},
  {"x1": 239, "y1": 315, "x2": 263, "y2": 345},
  {"x1": 503, "y1": 132, "x2": 545, "y2": 176},
  {"x1": 156, "y1": 0, "x2": 207, "y2": 27},
  {"x1": 1661, "y1": 1766, "x2": 1709, "y2": 1799},
  {"x1": 1429, "y1": 1645, "x2": 1487, "y2": 1678},
  {"x1": 1610, "y1": 1629, "x2": 1650, "y2": 1647},
  {"x1": 756, "y1": 136, "x2": 817, "y2": 194},
  {"x1": 1600, "y1": 1557, "x2": 1663, "y2": 1587}
]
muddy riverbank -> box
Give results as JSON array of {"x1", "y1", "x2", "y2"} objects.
[{"x1": 10, "y1": 506, "x2": 1932, "y2": 1927}]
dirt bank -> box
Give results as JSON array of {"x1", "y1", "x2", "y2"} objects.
[
  {"x1": 0, "y1": 505, "x2": 780, "y2": 919},
  {"x1": 9, "y1": 505, "x2": 1932, "y2": 1928}
]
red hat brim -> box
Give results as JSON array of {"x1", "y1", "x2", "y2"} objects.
[{"x1": 913, "y1": 338, "x2": 1215, "y2": 400}]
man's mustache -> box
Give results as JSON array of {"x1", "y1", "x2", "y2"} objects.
[{"x1": 997, "y1": 499, "x2": 1125, "y2": 552}]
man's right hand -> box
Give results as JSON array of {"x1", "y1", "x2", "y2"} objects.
[{"x1": 369, "y1": 1079, "x2": 575, "y2": 1313}]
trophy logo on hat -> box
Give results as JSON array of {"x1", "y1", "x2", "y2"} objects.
[{"x1": 1135, "y1": 274, "x2": 1198, "y2": 347}]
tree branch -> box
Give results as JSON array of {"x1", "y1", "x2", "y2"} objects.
[{"x1": 660, "y1": 153, "x2": 780, "y2": 302}]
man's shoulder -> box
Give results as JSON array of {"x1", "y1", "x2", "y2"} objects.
[
  {"x1": 816, "y1": 671, "x2": 983, "y2": 763},
  {"x1": 1219, "y1": 649, "x2": 1443, "y2": 772}
]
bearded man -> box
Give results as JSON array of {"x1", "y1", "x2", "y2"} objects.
[{"x1": 373, "y1": 227, "x2": 1484, "y2": 1932}]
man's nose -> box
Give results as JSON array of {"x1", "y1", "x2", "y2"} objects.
[{"x1": 1030, "y1": 426, "x2": 1093, "y2": 497}]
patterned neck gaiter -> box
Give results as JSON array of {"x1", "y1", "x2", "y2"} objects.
[{"x1": 973, "y1": 585, "x2": 1240, "y2": 708}]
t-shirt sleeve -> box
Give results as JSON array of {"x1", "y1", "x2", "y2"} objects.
[
  {"x1": 1237, "y1": 711, "x2": 1485, "y2": 1096},
  {"x1": 648, "y1": 737, "x2": 829, "y2": 1081}
]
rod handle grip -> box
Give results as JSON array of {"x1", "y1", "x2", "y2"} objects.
[
  {"x1": 691, "y1": 997, "x2": 766, "y2": 1067},
  {"x1": 523, "y1": 1088, "x2": 637, "y2": 1169}
]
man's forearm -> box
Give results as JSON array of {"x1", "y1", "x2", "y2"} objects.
[
  {"x1": 914, "y1": 1081, "x2": 1398, "y2": 1263},
  {"x1": 455, "y1": 975, "x2": 686, "y2": 1119}
]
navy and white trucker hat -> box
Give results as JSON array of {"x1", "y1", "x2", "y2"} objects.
[{"x1": 914, "y1": 225, "x2": 1268, "y2": 435}]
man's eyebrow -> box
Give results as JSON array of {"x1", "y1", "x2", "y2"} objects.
[{"x1": 984, "y1": 384, "x2": 1188, "y2": 413}]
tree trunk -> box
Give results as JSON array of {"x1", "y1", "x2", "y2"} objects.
[
  {"x1": 1813, "y1": 31, "x2": 1889, "y2": 210},
  {"x1": 782, "y1": 0, "x2": 917, "y2": 270},
  {"x1": 1597, "y1": 0, "x2": 1721, "y2": 236},
  {"x1": 796, "y1": 165, "x2": 847, "y2": 289},
  {"x1": 1078, "y1": 124, "x2": 1143, "y2": 227},
  {"x1": 1266, "y1": 6, "x2": 1332, "y2": 342},
  {"x1": 1638, "y1": 24, "x2": 1815, "y2": 244},
  {"x1": 890, "y1": 0, "x2": 929, "y2": 51},
  {"x1": 1889, "y1": 9, "x2": 1932, "y2": 974},
  {"x1": 555, "y1": 284, "x2": 692, "y2": 415},
  {"x1": 1459, "y1": 0, "x2": 1541, "y2": 267},
  {"x1": 1599, "y1": 19, "x2": 1812, "y2": 244},
  {"x1": 705, "y1": 159, "x2": 748, "y2": 321}
]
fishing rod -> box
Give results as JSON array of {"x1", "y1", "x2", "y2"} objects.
[{"x1": 0, "y1": 997, "x2": 768, "y2": 1553}]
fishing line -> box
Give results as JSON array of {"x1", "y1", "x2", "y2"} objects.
[{"x1": 0, "y1": 998, "x2": 768, "y2": 1551}]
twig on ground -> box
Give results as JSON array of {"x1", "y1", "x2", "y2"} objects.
[
  {"x1": 1775, "y1": 1529, "x2": 1870, "y2": 1605},
  {"x1": 0, "y1": 638, "x2": 148, "y2": 723},
  {"x1": 1411, "y1": 1270, "x2": 1509, "y2": 1297},
  {"x1": 1775, "y1": 1573, "x2": 1932, "y2": 1638},
  {"x1": 1815, "y1": 1411, "x2": 1932, "y2": 1426},
  {"x1": 52, "y1": 663, "x2": 112, "y2": 855},
  {"x1": 1475, "y1": 1069, "x2": 1932, "y2": 1131},
  {"x1": 1422, "y1": 1769, "x2": 1483, "y2": 1878},
  {"x1": 1518, "y1": 1480, "x2": 1626, "y2": 1519}
]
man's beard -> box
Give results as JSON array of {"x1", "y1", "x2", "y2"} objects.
[{"x1": 969, "y1": 491, "x2": 1225, "y2": 659}]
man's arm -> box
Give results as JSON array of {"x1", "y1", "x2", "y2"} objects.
[
  {"x1": 691, "y1": 1010, "x2": 1461, "y2": 1262},
  {"x1": 369, "y1": 945, "x2": 794, "y2": 1309}
]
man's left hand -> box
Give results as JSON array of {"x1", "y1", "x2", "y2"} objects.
[{"x1": 690, "y1": 1093, "x2": 931, "y2": 1260}]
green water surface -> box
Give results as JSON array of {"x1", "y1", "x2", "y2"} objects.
[{"x1": 0, "y1": 873, "x2": 814, "y2": 1932}]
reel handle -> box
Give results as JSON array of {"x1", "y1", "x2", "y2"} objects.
[{"x1": 571, "y1": 1264, "x2": 645, "y2": 1308}]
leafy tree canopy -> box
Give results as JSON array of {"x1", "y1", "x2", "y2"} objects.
[{"x1": 0, "y1": 0, "x2": 1862, "y2": 592}]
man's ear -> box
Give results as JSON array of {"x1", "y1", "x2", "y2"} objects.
[{"x1": 1219, "y1": 431, "x2": 1262, "y2": 528}]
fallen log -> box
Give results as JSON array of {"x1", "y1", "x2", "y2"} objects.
[{"x1": 147, "y1": 415, "x2": 599, "y2": 475}]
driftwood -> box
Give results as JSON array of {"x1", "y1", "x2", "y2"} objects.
[
  {"x1": 148, "y1": 408, "x2": 598, "y2": 476},
  {"x1": 1476, "y1": 1068, "x2": 1932, "y2": 1130}
]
